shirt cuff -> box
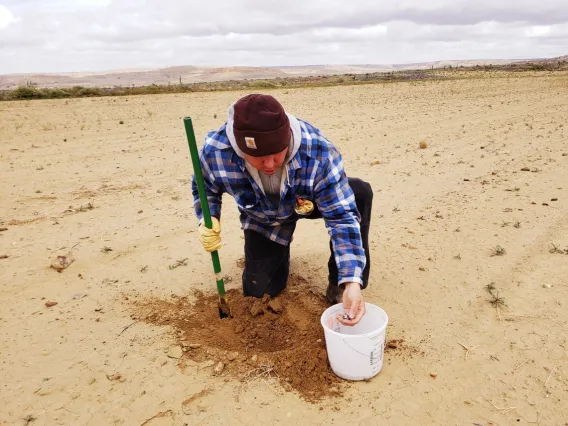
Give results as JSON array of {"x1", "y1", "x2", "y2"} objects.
[{"x1": 338, "y1": 277, "x2": 363, "y2": 287}]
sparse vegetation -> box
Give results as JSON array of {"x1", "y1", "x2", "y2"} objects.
[
  {"x1": 549, "y1": 243, "x2": 568, "y2": 254},
  {"x1": 485, "y1": 282, "x2": 507, "y2": 307},
  {"x1": 491, "y1": 245, "x2": 506, "y2": 256},
  {"x1": 168, "y1": 258, "x2": 188, "y2": 270},
  {"x1": 2, "y1": 63, "x2": 567, "y2": 102}
]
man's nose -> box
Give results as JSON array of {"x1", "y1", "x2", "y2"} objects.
[{"x1": 264, "y1": 157, "x2": 275, "y2": 168}]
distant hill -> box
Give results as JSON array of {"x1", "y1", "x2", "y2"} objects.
[{"x1": 0, "y1": 55, "x2": 565, "y2": 90}]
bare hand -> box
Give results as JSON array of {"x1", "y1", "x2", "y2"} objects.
[{"x1": 336, "y1": 282, "x2": 365, "y2": 326}]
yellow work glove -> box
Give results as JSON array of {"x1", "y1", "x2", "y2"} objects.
[{"x1": 198, "y1": 217, "x2": 222, "y2": 252}]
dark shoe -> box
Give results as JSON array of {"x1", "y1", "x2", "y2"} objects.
[{"x1": 325, "y1": 284, "x2": 344, "y2": 305}]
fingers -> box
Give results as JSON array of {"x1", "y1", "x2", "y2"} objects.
[{"x1": 336, "y1": 299, "x2": 365, "y2": 326}]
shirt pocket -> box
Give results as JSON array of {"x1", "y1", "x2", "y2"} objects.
[{"x1": 234, "y1": 191, "x2": 260, "y2": 213}]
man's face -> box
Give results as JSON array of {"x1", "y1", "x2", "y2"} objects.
[{"x1": 243, "y1": 147, "x2": 288, "y2": 175}]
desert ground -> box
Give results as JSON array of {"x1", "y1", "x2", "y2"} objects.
[{"x1": 1, "y1": 74, "x2": 567, "y2": 425}]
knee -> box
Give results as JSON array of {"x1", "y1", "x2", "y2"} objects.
[{"x1": 348, "y1": 177, "x2": 373, "y2": 203}]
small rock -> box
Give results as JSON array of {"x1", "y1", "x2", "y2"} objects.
[
  {"x1": 267, "y1": 299, "x2": 283, "y2": 314},
  {"x1": 227, "y1": 352, "x2": 238, "y2": 361},
  {"x1": 261, "y1": 294, "x2": 271, "y2": 304},
  {"x1": 543, "y1": 284, "x2": 552, "y2": 289},
  {"x1": 213, "y1": 361, "x2": 224, "y2": 375},
  {"x1": 0, "y1": 255, "x2": 9, "y2": 259},
  {"x1": 370, "y1": 160, "x2": 380, "y2": 166},
  {"x1": 430, "y1": 372, "x2": 438, "y2": 378},
  {"x1": 234, "y1": 324, "x2": 245, "y2": 334},
  {"x1": 251, "y1": 355, "x2": 258, "y2": 362},
  {"x1": 521, "y1": 167, "x2": 531, "y2": 172},
  {"x1": 106, "y1": 373, "x2": 122, "y2": 381},
  {"x1": 181, "y1": 342, "x2": 202, "y2": 349},
  {"x1": 201, "y1": 360, "x2": 215, "y2": 368},
  {"x1": 50, "y1": 254, "x2": 75, "y2": 272},
  {"x1": 0, "y1": 227, "x2": 8, "y2": 232},
  {"x1": 45, "y1": 301, "x2": 58, "y2": 308},
  {"x1": 551, "y1": 198, "x2": 558, "y2": 201},
  {"x1": 167, "y1": 346, "x2": 183, "y2": 359}
]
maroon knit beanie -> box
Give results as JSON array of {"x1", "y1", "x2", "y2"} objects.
[{"x1": 233, "y1": 94, "x2": 291, "y2": 157}]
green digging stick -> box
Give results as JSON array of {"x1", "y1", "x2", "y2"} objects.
[{"x1": 184, "y1": 117, "x2": 231, "y2": 319}]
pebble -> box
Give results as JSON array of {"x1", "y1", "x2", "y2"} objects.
[
  {"x1": 430, "y1": 372, "x2": 438, "y2": 378},
  {"x1": 201, "y1": 360, "x2": 215, "y2": 368},
  {"x1": 181, "y1": 342, "x2": 202, "y2": 349},
  {"x1": 213, "y1": 361, "x2": 225, "y2": 375},
  {"x1": 45, "y1": 301, "x2": 58, "y2": 308},
  {"x1": 227, "y1": 352, "x2": 238, "y2": 361},
  {"x1": 251, "y1": 355, "x2": 258, "y2": 362}
]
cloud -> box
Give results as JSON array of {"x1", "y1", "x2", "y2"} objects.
[
  {"x1": 0, "y1": 4, "x2": 18, "y2": 29},
  {"x1": 0, "y1": 0, "x2": 567, "y2": 74}
]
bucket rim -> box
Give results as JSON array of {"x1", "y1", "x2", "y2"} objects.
[{"x1": 320, "y1": 302, "x2": 388, "y2": 338}]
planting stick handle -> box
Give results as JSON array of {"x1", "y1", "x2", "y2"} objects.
[{"x1": 184, "y1": 117, "x2": 225, "y2": 299}]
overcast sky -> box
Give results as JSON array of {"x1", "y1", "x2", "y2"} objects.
[{"x1": 0, "y1": 0, "x2": 567, "y2": 74}]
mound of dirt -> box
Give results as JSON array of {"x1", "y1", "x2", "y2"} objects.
[{"x1": 133, "y1": 274, "x2": 343, "y2": 401}]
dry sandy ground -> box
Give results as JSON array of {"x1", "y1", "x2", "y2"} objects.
[{"x1": 1, "y1": 74, "x2": 568, "y2": 425}]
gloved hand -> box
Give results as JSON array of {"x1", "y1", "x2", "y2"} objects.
[{"x1": 198, "y1": 217, "x2": 222, "y2": 252}]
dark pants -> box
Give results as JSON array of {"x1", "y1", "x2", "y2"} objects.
[{"x1": 242, "y1": 177, "x2": 373, "y2": 298}]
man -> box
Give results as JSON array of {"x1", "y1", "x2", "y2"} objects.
[{"x1": 192, "y1": 94, "x2": 372, "y2": 326}]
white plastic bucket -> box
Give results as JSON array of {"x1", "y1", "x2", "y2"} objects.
[{"x1": 320, "y1": 303, "x2": 388, "y2": 381}]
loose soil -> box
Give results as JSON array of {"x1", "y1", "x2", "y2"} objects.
[{"x1": 134, "y1": 274, "x2": 344, "y2": 402}]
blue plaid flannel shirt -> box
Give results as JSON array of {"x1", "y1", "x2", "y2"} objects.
[{"x1": 192, "y1": 118, "x2": 365, "y2": 285}]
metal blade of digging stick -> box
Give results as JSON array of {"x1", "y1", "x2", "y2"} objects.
[{"x1": 183, "y1": 117, "x2": 232, "y2": 318}]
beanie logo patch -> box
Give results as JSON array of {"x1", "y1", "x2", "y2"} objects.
[{"x1": 245, "y1": 137, "x2": 257, "y2": 149}]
